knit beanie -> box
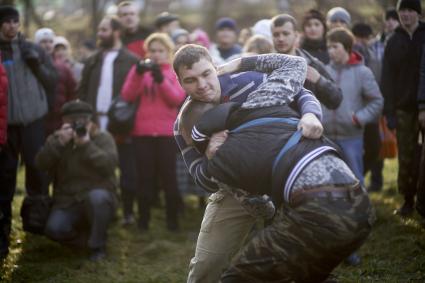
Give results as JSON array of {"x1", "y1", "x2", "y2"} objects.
[
  {"x1": 34, "y1": 28, "x2": 55, "y2": 44},
  {"x1": 0, "y1": 5, "x2": 19, "y2": 26},
  {"x1": 171, "y1": 28, "x2": 189, "y2": 43},
  {"x1": 215, "y1": 17, "x2": 237, "y2": 31},
  {"x1": 397, "y1": 0, "x2": 422, "y2": 14},
  {"x1": 303, "y1": 9, "x2": 327, "y2": 31},
  {"x1": 327, "y1": 7, "x2": 351, "y2": 26},
  {"x1": 252, "y1": 19, "x2": 272, "y2": 41}
]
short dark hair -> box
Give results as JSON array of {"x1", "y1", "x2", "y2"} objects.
[
  {"x1": 352, "y1": 22, "x2": 373, "y2": 39},
  {"x1": 270, "y1": 14, "x2": 298, "y2": 30},
  {"x1": 173, "y1": 44, "x2": 213, "y2": 78},
  {"x1": 327, "y1": 27, "x2": 355, "y2": 53},
  {"x1": 243, "y1": 35, "x2": 273, "y2": 54}
]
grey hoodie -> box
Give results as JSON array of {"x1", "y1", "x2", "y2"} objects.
[{"x1": 323, "y1": 52, "x2": 383, "y2": 140}]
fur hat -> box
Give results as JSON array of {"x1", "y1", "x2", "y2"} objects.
[{"x1": 397, "y1": 0, "x2": 422, "y2": 14}]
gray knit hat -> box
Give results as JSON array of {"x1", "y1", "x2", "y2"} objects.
[{"x1": 327, "y1": 7, "x2": 351, "y2": 26}]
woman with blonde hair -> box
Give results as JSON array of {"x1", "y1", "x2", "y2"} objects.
[
  {"x1": 243, "y1": 34, "x2": 274, "y2": 55},
  {"x1": 121, "y1": 33, "x2": 186, "y2": 231}
]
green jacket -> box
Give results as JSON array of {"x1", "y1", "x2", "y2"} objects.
[{"x1": 36, "y1": 130, "x2": 118, "y2": 208}]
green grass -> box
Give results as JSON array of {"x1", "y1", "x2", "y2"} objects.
[{"x1": 1, "y1": 159, "x2": 425, "y2": 283}]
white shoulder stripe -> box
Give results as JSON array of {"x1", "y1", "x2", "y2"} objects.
[{"x1": 230, "y1": 81, "x2": 255, "y2": 100}]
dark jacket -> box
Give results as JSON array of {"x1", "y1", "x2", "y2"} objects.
[
  {"x1": 35, "y1": 129, "x2": 118, "y2": 209},
  {"x1": 78, "y1": 48, "x2": 139, "y2": 109},
  {"x1": 300, "y1": 38, "x2": 329, "y2": 64},
  {"x1": 46, "y1": 61, "x2": 77, "y2": 135},
  {"x1": 0, "y1": 33, "x2": 58, "y2": 124},
  {"x1": 195, "y1": 103, "x2": 339, "y2": 205},
  {"x1": 0, "y1": 63, "x2": 8, "y2": 146},
  {"x1": 381, "y1": 22, "x2": 425, "y2": 115},
  {"x1": 417, "y1": 47, "x2": 425, "y2": 111},
  {"x1": 121, "y1": 26, "x2": 152, "y2": 59},
  {"x1": 296, "y1": 48, "x2": 342, "y2": 110}
]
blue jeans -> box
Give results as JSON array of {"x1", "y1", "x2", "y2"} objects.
[
  {"x1": 44, "y1": 189, "x2": 116, "y2": 249},
  {"x1": 335, "y1": 137, "x2": 364, "y2": 185}
]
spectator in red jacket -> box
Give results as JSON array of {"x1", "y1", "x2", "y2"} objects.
[
  {"x1": 117, "y1": 1, "x2": 152, "y2": 59},
  {"x1": 121, "y1": 32, "x2": 186, "y2": 231},
  {"x1": 0, "y1": 62, "x2": 8, "y2": 151}
]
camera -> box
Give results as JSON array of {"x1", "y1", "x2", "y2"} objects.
[
  {"x1": 72, "y1": 121, "x2": 87, "y2": 137},
  {"x1": 136, "y1": 59, "x2": 158, "y2": 74}
]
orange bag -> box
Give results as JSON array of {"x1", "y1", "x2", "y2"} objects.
[{"x1": 379, "y1": 117, "x2": 397, "y2": 159}]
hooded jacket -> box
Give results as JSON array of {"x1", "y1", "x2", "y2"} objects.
[
  {"x1": 121, "y1": 63, "x2": 186, "y2": 137},
  {"x1": 323, "y1": 52, "x2": 383, "y2": 140},
  {"x1": 0, "y1": 34, "x2": 57, "y2": 125},
  {"x1": 381, "y1": 21, "x2": 425, "y2": 114}
]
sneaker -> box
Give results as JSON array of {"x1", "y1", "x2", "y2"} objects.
[
  {"x1": 89, "y1": 248, "x2": 106, "y2": 262},
  {"x1": 344, "y1": 252, "x2": 361, "y2": 266},
  {"x1": 121, "y1": 214, "x2": 135, "y2": 226},
  {"x1": 396, "y1": 199, "x2": 415, "y2": 217}
]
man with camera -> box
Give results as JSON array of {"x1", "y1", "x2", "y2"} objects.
[{"x1": 35, "y1": 100, "x2": 118, "y2": 261}]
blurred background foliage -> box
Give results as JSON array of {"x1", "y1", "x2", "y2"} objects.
[{"x1": 0, "y1": 0, "x2": 419, "y2": 48}]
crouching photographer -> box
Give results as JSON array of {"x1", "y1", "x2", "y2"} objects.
[{"x1": 35, "y1": 100, "x2": 118, "y2": 261}]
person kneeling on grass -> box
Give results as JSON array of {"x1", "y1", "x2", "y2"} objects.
[
  {"x1": 36, "y1": 100, "x2": 118, "y2": 261},
  {"x1": 181, "y1": 56, "x2": 375, "y2": 282}
]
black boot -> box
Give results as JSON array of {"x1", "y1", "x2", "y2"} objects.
[
  {"x1": 0, "y1": 213, "x2": 10, "y2": 259},
  {"x1": 397, "y1": 197, "x2": 415, "y2": 217},
  {"x1": 89, "y1": 247, "x2": 106, "y2": 261}
]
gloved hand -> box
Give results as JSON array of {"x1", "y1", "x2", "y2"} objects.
[
  {"x1": 386, "y1": 115, "x2": 397, "y2": 130},
  {"x1": 151, "y1": 64, "x2": 164, "y2": 83},
  {"x1": 136, "y1": 59, "x2": 153, "y2": 75},
  {"x1": 298, "y1": 113, "x2": 323, "y2": 139}
]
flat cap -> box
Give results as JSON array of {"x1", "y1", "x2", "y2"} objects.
[
  {"x1": 155, "y1": 12, "x2": 179, "y2": 28},
  {"x1": 61, "y1": 99, "x2": 93, "y2": 117}
]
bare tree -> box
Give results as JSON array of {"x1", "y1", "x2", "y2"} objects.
[{"x1": 203, "y1": 0, "x2": 224, "y2": 35}]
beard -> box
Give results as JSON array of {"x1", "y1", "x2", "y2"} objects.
[{"x1": 97, "y1": 34, "x2": 114, "y2": 49}]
